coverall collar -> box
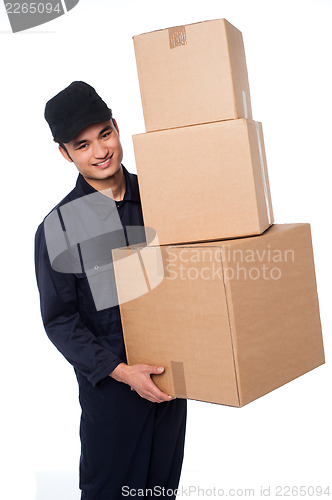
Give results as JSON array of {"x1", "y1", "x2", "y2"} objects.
[{"x1": 75, "y1": 164, "x2": 140, "y2": 203}]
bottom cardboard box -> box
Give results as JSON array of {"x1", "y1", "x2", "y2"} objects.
[{"x1": 113, "y1": 224, "x2": 325, "y2": 407}]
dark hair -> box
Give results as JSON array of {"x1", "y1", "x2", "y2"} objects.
[{"x1": 53, "y1": 137, "x2": 69, "y2": 154}]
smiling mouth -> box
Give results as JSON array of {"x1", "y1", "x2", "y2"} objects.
[{"x1": 93, "y1": 154, "x2": 113, "y2": 167}]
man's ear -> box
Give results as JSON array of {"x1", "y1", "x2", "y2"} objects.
[
  {"x1": 112, "y1": 118, "x2": 120, "y2": 136},
  {"x1": 59, "y1": 144, "x2": 73, "y2": 163}
]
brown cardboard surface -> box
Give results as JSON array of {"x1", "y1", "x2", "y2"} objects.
[
  {"x1": 113, "y1": 224, "x2": 325, "y2": 407},
  {"x1": 221, "y1": 224, "x2": 324, "y2": 406},
  {"x1": 133, "y1": 18, "x2": 252, "y2": 132},
  {"x1": 133, "y1": 119, "x2": 273, "y2": 245}
]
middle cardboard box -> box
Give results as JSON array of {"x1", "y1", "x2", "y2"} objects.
[{"x1": 133, "y1": 118, "x2": 274, "y2": 245}]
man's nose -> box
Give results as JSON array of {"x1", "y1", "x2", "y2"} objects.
[{"x1": 92, "y1": 141, "x2": 108, "y2": 159}]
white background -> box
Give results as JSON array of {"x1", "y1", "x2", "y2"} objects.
[{"x1": 0, "y1": 0, "x2": 331, "y2": 499}]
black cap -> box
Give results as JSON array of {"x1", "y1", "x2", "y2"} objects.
[{"x1": 44, "y1": 81, "x2": 112, "y2": 143}]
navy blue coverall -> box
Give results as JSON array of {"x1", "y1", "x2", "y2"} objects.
[{"x1": 34, "y1": 166, "x2": 187, "y2": 499}]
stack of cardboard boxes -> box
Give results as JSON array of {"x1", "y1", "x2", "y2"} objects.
[{"x1": 113, "y1": 19, "x2": 325, "y2": 407}]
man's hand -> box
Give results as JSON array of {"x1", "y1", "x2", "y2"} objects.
[{"x1": 110, "y1": 363, "x2": 175, "y2": 403}]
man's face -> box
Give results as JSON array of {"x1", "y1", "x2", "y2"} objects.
[{"x1": 60, "y1": 119, "x2": 123, "y2": 182}]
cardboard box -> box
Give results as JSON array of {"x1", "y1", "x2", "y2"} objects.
[
  {"x1": 133, "y1": 18, "x2": 252, "y2": 132},
  {"x1": 133, "y1": 119, "x2": 274, "y2": 245},
  {"x1": 113, "y1": 224, "x2": 325, "y2": 407}
]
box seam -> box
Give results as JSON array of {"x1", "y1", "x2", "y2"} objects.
[
  {"x1": 223, "y1": 19, "x2": 238, "y2": 116},
  {"x1": 246, "y1": 120, "x2": 268, "y2": 232},
  {"x1": 219, "y1": 246, "x2": 241, "y2": 406}
]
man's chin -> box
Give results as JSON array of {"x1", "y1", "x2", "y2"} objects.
[{"x1": 86, "y1": 163, "x2": 122, "y2": 180}]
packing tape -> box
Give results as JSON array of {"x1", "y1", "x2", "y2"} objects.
[
  {"x1": 168, "y1": 26, "x2": 187, "y2": 49},
  {"x1": 171, "y1": 361, "x2": 187, "y2": 398},
  {"x1": 242, "y1": 90, "x2": 249, "y2": 119},
  {"x1": 255, "y1": 121, "x2": 272, "y2": 225}
]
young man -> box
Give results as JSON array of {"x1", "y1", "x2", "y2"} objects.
[{"x1": 35, "y1": 81, "x2": 187, "y2": 499}]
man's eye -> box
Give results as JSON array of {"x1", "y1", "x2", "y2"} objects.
[
  {"x1": 102, "y1": 132, "x2": 111, "y2": 139},
  {"x1": 78, "y1": 144, "x2": 88, "y2": 150}
]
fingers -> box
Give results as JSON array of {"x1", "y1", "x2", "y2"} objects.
[
  {"x1": 138, "y1": 376, "x2": 173, "y2": 403},
  {"x1": 138, "y1": 391, "x2": 175, "y2": 404},
  {"x1": 147, "y1": 385, "x2": 174, "y2": 403},
  {"x1": 145, "y1": 366, "x2": 173, "y2": 402},
  {"x1": 131, "y1": 364, "x2": 175, "y2": 403},
  {"x1": 137, "y1": 391, "x2": 169, "y2": 403}
]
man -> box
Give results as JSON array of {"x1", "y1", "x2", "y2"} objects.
[{"x1": 34, "y1": 81, "x2": 187, "y2": 499}]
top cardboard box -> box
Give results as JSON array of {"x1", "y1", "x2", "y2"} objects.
[{"x1": 133, "y1": 18, "x2": 252, "y2": 132}]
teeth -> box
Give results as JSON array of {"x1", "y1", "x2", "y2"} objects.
[{"x1": 96, "y1": 158, "x2": 109, "y2": 166}]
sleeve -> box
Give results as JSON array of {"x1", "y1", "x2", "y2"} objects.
[{"x1": 34, "y1": 222, "x2": 123, "y2": 386}]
